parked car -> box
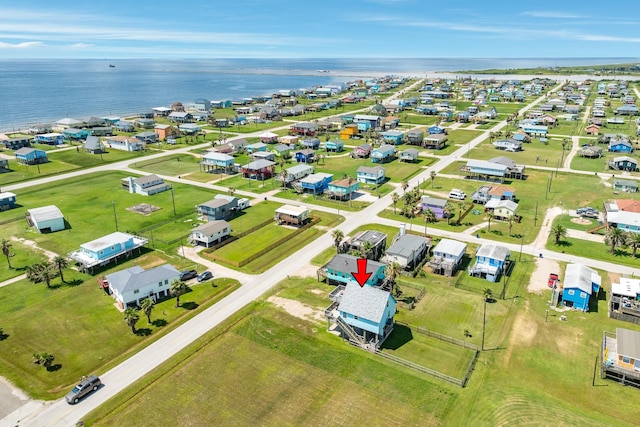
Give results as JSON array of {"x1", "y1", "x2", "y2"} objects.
[
  {"x1": 197, "y1": 271, "x2": 213, "y2": 282},
  {"x1": 179, "y1": 270, "x2": 198, "y2": 281},
  {"x1": 548, "y1": 273, "x2": 559, "y2": 288},
  {"x1": 449, "y1": 189, "x2": 466, "y2": 200},
  {"x1": 65, "y1": 375, "x2": 101, "y2": 404}
]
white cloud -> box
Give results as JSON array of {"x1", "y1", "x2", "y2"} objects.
[
  {"x1": 68, "y1": 43, "x2": 93, "y2": 49},
  {"x1": 0, "y1": 41, "x2": 43, "y2": 49},
  {"x1": 521, "y1": 11, "x2": 588, "y2": 19}
]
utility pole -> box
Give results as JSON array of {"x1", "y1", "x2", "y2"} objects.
[
  {"x1": 482, "y1": 297, "x2": 487, "y2": 351},
  {"x1": 170, "y1": 186, "x2": 176, "y2": 216},
  {"x1": 112, "y1": 201, "x2": 118, "y2": 231}
]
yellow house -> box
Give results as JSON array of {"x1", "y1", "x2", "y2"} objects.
[{"x1": 485, "y1": 199, "x2": 518, "y2": 221}]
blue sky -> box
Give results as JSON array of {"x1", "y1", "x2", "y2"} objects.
[{"x1": 1, "y1": 1, "x2": 639, "y2": 58}]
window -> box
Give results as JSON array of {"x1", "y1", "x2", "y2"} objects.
[
  {"x1": 567, "y1": 290, "x2": 574, "y2": 295},
  {"x1": 133, "y1": 289, "x2": 139, "y2": 294},
  {"x1": 622, "y1": 356, "x2": 631, "y2": 364},
  {"x1": 164, "y1": 280, "x2": 168, "y2": 285},
  {"x1": 354, "y1": 316, "x2": 359, "y2": 320},
  {"x1": 99, "y1": 250, "x2": 104, "y2": 255},
  {"x1": 111, "y1": 246, "x2": 115, "y2": 250},
  {"x1": 580, "y1": 292, "x2": 587, "y2": 298},
  {"x1": 158, "y1": 282, "x2": 162, "y2": 286}
]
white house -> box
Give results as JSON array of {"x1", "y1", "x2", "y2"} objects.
[
  {"x1": 122, "y1": 174, "x2": 171, "y2": 196},
  {"x1": 432, "y1": 239, "x2": 466, "y2": 265},
  {"x1": 189, "y1": 220, "x2": 231, "y2": 248},
  {"x1": 27, "y1": 205, "x2": 65, "y2": 233},
  {"x1": 106, "y1": 136, "x2": 144, "y2": 152},
  {"x1": 105, "y1": 264, "x2": 180, "y2": 309},
  {"x1": 383, "y1": 234, "x2": 430, "y2": 269},
  {"x1": 274, "y1": 205, "x2": 310, "y2": 226}
]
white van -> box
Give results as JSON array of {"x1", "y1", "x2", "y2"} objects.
[{"x1": 448, "y1": 189, "x2": 466, "y2": 200}]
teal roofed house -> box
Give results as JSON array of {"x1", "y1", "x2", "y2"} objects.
[
  {"x1": 68, "y1": 232, "x2": 148, "y2": 272},
  {"x1": 61, "y1": 128, "x2": 90, "y2": 141}
]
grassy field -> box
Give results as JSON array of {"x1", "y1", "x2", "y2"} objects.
[
  {"x1": 0, "y1": 251, "x2": 240, "y2": 399},
  {"x1": 0, "y1": 171, "x2": 221, "y2": 256},
  {"x1": 0, "y1": 239, "x2": 49, "y2": 282}
]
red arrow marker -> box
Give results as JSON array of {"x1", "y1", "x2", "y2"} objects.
[{"x1": 351, "y1": 258, "x2": 371, "y2": 287}]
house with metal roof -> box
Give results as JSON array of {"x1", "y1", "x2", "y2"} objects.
[
  {"x1": 284, "y1": 164, "x2": 314, "y2": 183},
  {"x1": 343, "y1": 230, "x2": 387, "y2": 260},
  {"x1": 34, "y1": 132, "x2": 64, "y2": 145},
  {"x1": 613, "y1": 179, "x2": 638, "y2": 193},
  {"x1": 241, "y1": 159, "x2": 275, "y2": 179},
  {"x1": 104, "y1": 264, "x2": 180, "y2": 309},
  {"x1": 0, "y1": 192, "x2": 17, "y2": 211},
  {"x1": 561, "y1": 263, "x2": 601, "y2": 311},
  {"x1": 421, "y1": 196, "x2": 448, "y2": 219},
  {"x1": 604, "y1": 199, "x2": 640, "y2": 234},
  {"x1": 68, "y1": 232, "x2": 148, "y2": 271},
  {"x1": 27, "y1": 205, "x2": 65, "y2": 233},
  {"x1": 485, "y1": 199, "x2": 518, "y2": 221},
  {"x1": 201, "y1": 152, "x2": 235, "y2": 172},
  {"x1": 83, "y1": 136, "x2": 105, "y2": 154},
  {"x1": 371, "y1": 144, "x2": 396, "y2": 164},
  {"x1": 189, "y1": 220, "x2": 231, "y2": 248},
  {"x1": 15, "y1": 147, "x2": 48, "y2": 165},
  {"x1": 429, "y1": 239, "x2": 467, "y2": 276},
  {"x1": 106, "y1": 136, "x2": 143, "y2": 152},
  {"x1": 609, "y1": 156, "x2": 638, "y2": 171},
  {"x1": 300, "y1": 172, "x2": 332, "y2": 194},
  {"x1": 121, "y1": 174, "x2": 170, "y2": 196},
  {"x1": 383, "y1": 233, "x2": 430, "y2": 269},
  {"x1": 468, "y1": 244, "x2": 510, "y2": 282},
  {"x1": 399, "y1": 148, "x2": 419, "y2": 162},
  {"x1": 0, "y1": 135, "x2": 31, "y2": 150},
  {"x1": 197, "y1": 196, "x2": 238, "y2": 221},
  {"x1": 274, "y1": 205, "x2": 310, "y2": 226}
]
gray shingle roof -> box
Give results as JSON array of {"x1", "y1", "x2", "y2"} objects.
[
  {"x1": 338, "y1": 282, "x2": 392, "y2": 323},
  {"x1": 617, "y1": 328, "x2": 640, "y2": 360},
  {"x1": 326, "y1": 254, "x2": 385, "y2": 275},
  {"x1": 106, "y1": 264, "x2": 180, "y2": 294},
  {"x1": 476, "y1": 244, "x2": 510, "y2": 262},
  {"x1": 386, "y1": 234, "x2": 428, "y2": 259}
]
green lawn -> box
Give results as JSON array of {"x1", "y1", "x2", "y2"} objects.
[
  {"x1": 0, "y1": 171, "x2": 222, "y2": 256},
  {"x1": 0, "y1": 251, "x2": 240, "y2": 399},
  {"x1": 0, "y1": 239, "x2": 49, "y2": 282}
]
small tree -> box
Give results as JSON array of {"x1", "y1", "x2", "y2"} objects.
[
  {"x1": 1, "y1": 239, "x2": 12, "y2": 269},
  {"x1": 430, "y1": 170, "x2": 437, "y2": 188},
  {"x1": 423, "y1": 208, "x2": 436, "y2": 236},
  {"x1": 486, "y1": 212, "x2": 494, "y2": 233},
  {"x1": 53, "y1": 256, "x2": 69, "y2": 283},
  {"x1": 27, "y1": 262, "x2": 55, "y2": 288},
  {"x1": 170, "y1": 279, "x2": 188, "y2": 308},
  {"x1": 401, "y1": 179, "x2": 409, "y2": 194},
  {"x1": 443, "y1": 202, "x2": 455, "y2": 225},
  {"x1": 361, "y1": 241, "x2": 374, "y2": 260},
  {"x1": 483, "y1": 287, "x2": 493, "y2": 302},
  {"x1": 33, "y1": 352, "x2": 55, "y2": 369},
  {"x1": 550, "y1": 223, "x2": 567, "y2": 245},
  {"x1": 123, "y1": 308, "x2": 140, "y2": 334},
  {"x1": 385, "y1": 262, "x2": 401, "y2": 296},
  {"x1": 140, "y1": 298, "x2": 155, "y2": 323}
]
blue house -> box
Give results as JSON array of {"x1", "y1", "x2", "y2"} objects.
[
  {"x1": 561, "y1": 263, "x2": 601, "y2": 311},
  {"x1": 335, "y1": 282, "x2": 396, "y2": 348},
  {"x1": 324, "y1": 254, "x2": 386, "y2": 287},
  {"x1": 353, "y1": 114, "x2": 381, "y2": 129},
  {"x1": 357, "y1": 121, "x2": 371, "y2": 132},
  {"x1": 15, "y1": 147, "x2": 48, "y2": 165},
  {"x1": 33, "y1": 133, "x2": 64, "y2": 145},
  {"x1": 381, "y1": 130, "x2": 405, "y2": 145},
  {"x1": 428, "y1": 125, "x2": 446, "y2": 134},
  {"x1": 455, "y1": 111, "x2": 471, "y2": 123},
  {"x1": 468, "y1": 244, "x2": 511, "y2": 282},
  {"x1": 201, "y1": 152, "x2": 235, "y2": 172},
  {"x1": 114, "y1": 120, "x2": 135, "y2": 132},
  {"x1": 609, "y1": 139, "x2": 633, "y2": 153},
  {"x1": 1, "y1": 136, "x2": 31, "y2": 150},
  {"x1": 462, "y1": 159, "x2": 508, "y2": 181},
  {"x1": 68, "y1": 232, "x2": 148, "y2": 270},
  {"x1": 357, "y1": 166, "x2": 385, "y2": 185},
  {"x1": 300, "y1": 172, "x2": 332, "y2": 194},
  {"x1": 0, "y1": 192, "x2": 17, "y2": 211},
  {"x1": 521, "y1": 124, "x2": 548, "y2": 136},
  {"x1": 371, "y1": 144, "x2": 396, "y2": 164},
  {"x1": 325, "y1": 139, "x2": 344, "y2": 152},
  {"x1": 417, "y1": 105, "x2": 438, "y2": 115},
  {"x1": 295, "y1": 148, "x2": 316, "y2": 163},
  {"x1": 327, "y1": 178, "x2": 359, "y2": 200},
  {"x1": 439, "y1": 111, "x2": 454, "y2": 121}
]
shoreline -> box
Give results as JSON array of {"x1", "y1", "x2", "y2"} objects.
[{"x1": 1, "y1": 70, "x2": 638, "y2": 135}]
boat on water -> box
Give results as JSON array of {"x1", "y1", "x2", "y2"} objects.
[{"x1": 109, "y1": 64, "x2": 116, "y2": 68}]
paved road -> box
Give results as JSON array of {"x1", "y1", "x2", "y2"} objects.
[{"x1": 5, "y1": 79, "x2": 639, "y2": 427}]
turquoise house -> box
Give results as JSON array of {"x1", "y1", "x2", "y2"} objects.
[
  {"x1": 325, "y1": 139, "x2": 344, "y2": 152},
  {"x1": 61, "y1": 128, "x2": 91, "y2": 141},
  {"x1": 327, "y1": 178, "x2": 359, "y2": 200},
  {"x1": 468, "y1": 244, "x2": 511, "y2": 282},
  {"x1": 325, "y1": 254, "x2": 386, "y2": 287},
  {"x1": 246, "y1": 142, "x2": 268, "y2": 153},
  {"x1": 381, "y1": 130, "x2": 405, "y2": 145},
  {"x1": 68, "y1": 232, "x2": 148, "y2": 270}
]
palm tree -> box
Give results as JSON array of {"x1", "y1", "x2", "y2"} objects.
[
  {"x1": 140, "y1": 298, "x2": 155, "y2": 323},
  {"x1": 331, "y1": 229, "x2": 344, "y2": 253},
  {"x1": 550, "y1": 223, "x2": 567, "y2": 245},
  {"x1": 443, "y1": 202, "x2": 455, "y2": 225},
  {"x1": 27, "y1": 262, "x2": 55, "y2": 288},
  {"x1": 486, "y1": 211, "x2": 494, "y2": 233},
  {"x1": 483, "y1": 287, "x2": 493, "y2": 302},
  {"x1": 385, "y1": 262, "x2": 401, "y2": 296},
  {"x1": 391, "y1": 193, "x2": 400, "y2": 215},
  {"x1": 347, "y1": 176, "x2": 355, "y2": 207},
  {"x1": 401, "y1": 179, "x2": 409, "y2": 194},
  {"x1": 627, "y1": 232, "x2": 640, "y2": 258},
  {"x1": 52, "y1": 256, "x2": 68, "y2": 283},
  {"x1": 123, "y1": 308, "x2": 140, "y2": 334},
  {"x1": 429, "y1": 171, "x2": 437, "y2": 188},
  {"x1": 1, "y1": 239, "x2": 12, "y2": 269},
  {"x1": 605, "y1": 227, "x2": 627, "y2": 254},
  {"x1": 423, "y1": 208, "x2": 436, "y2": 236},
  {"x1": 507, "y1": 215, "x2": 515, "y2": 236},
  {"x1": 170, "y1": 279, "x2": 188, "y2": 307}
]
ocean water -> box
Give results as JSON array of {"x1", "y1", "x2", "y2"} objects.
[{"x1": 0, "y1": 57, "x2": 636, "y2": 132}]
